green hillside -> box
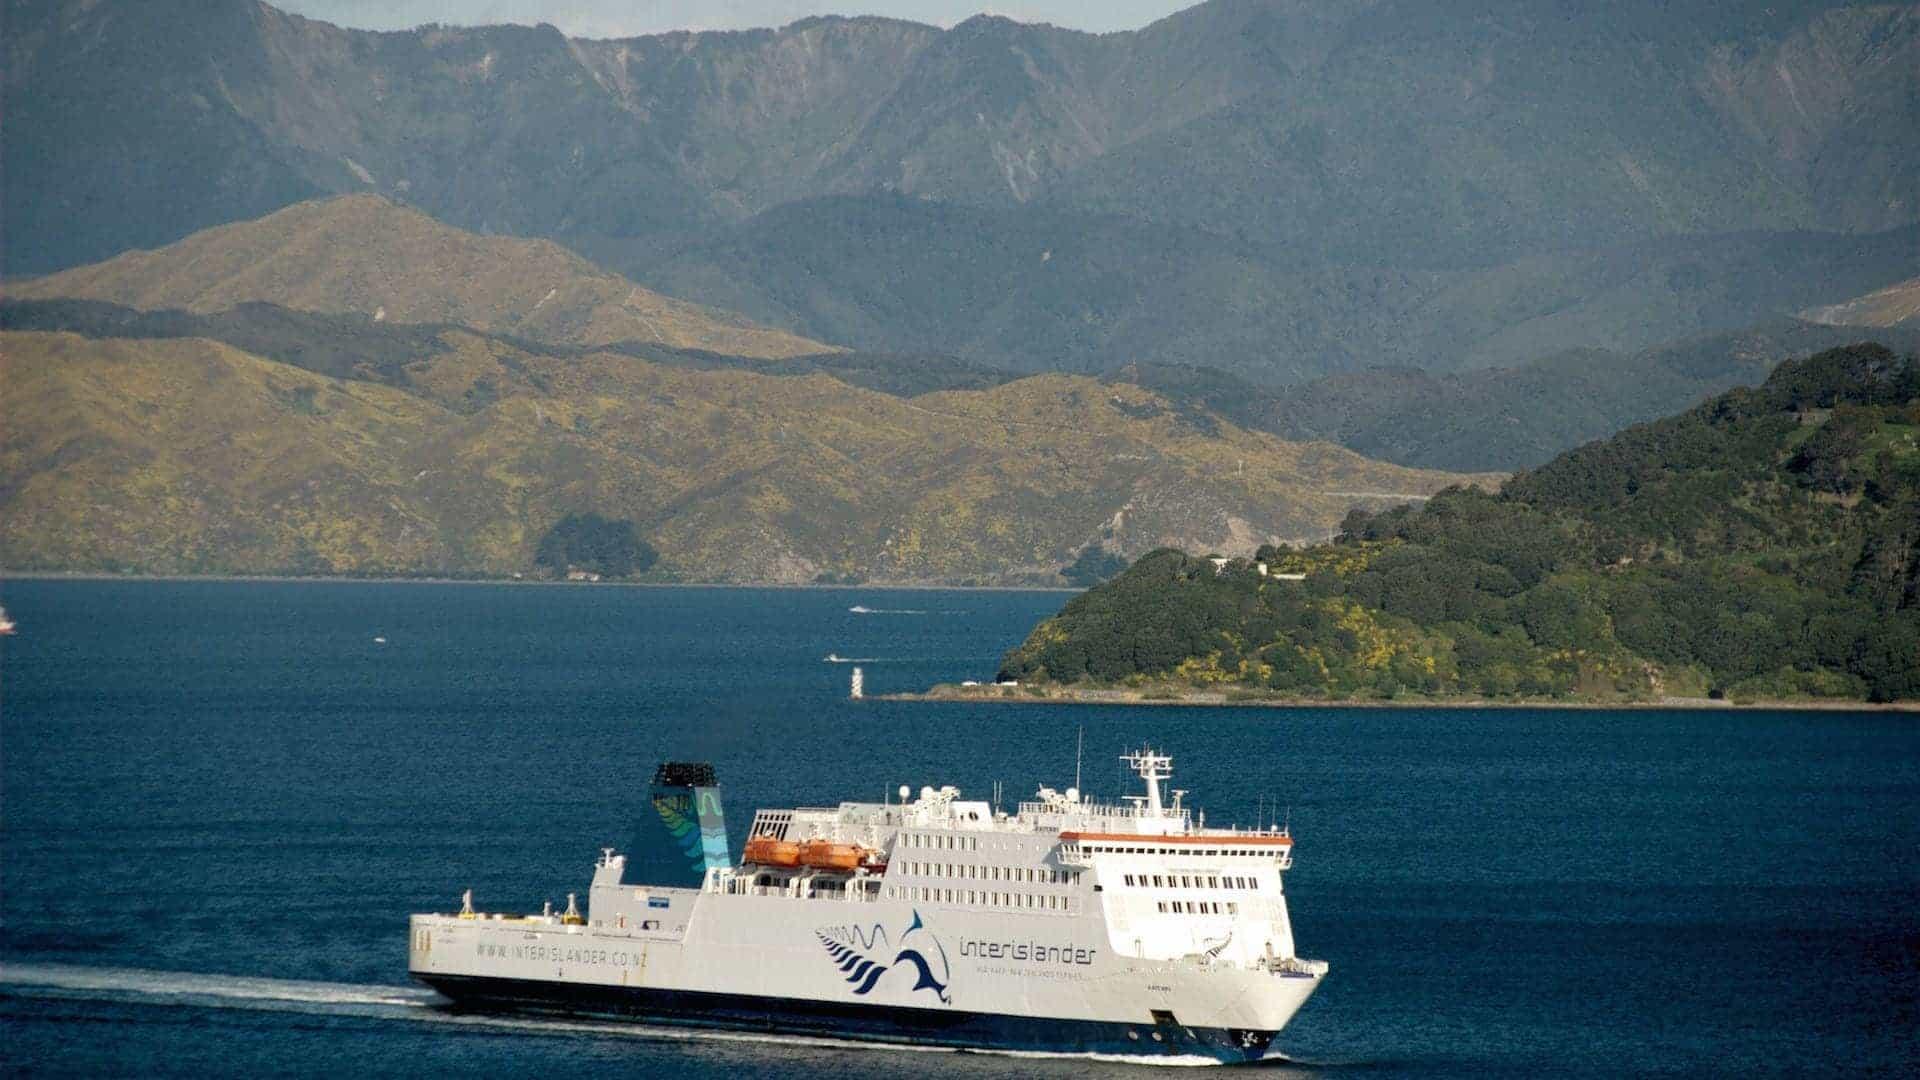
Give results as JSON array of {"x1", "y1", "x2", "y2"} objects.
[
  {"x1": 997, "y1": 344, "x2": 1920, "y2": 703},
  {"x1": 0, "y1": 324, "x2": 1489, "y2": 585}
]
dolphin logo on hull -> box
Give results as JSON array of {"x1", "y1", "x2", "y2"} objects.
[
  {"x1": 816, "y1": 910, "x2": 951, "y2": 1004},
  {"x1": 892, "y1": 911, "x2": 951, "y2": 1004}
]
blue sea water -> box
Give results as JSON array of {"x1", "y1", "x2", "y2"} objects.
[{"x1": 1, "y1": 579, "x2": 1916, "y2": 1077}]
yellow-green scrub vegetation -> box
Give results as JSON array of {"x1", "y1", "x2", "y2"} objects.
[{"x1": 0, "y1": 328, "x2": 1487, "y2": 585}]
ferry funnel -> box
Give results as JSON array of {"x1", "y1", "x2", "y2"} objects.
[{"x1": 624, "y1": 761, "x2": 732, "y2": 886}]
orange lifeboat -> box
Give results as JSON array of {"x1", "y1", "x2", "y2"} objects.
[
  {"x1": 743, "y1": 836, "x2": 800, "y2": 867},
  {"x1": 797, "y1": 840, "x2": 863, "y2": 872}
]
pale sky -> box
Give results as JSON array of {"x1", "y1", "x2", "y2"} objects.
[{"x1": 274, "y1": 1, "x2": 1197, "y2": 37}]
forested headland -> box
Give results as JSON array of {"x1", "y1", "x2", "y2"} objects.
[{"x1": 996, "y1": 345, "x2": 1920, "y2": 704}]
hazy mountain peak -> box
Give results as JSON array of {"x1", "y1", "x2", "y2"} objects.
[{"x1": 12, "y1": 194, "x2": 833, "y2": 357}]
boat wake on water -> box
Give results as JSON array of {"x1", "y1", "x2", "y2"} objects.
[
  {"x1": 0, "y1": 964, "x2": 903, "y2": 1050},
  {"x1": 0, "y1": 963, "x2": 437, "y2": 1013},
  {"x1": 0, "y1": 963, "x2": 1243, "y2": 1066}
]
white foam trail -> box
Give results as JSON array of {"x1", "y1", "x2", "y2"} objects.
[
  {"x1": 0, "y1": 963, "x2": 434, "y2": 1009},
  {"x1": 0, "y1": 964, "x2": 1245, "y2": 1066},
  {"x1": 0, "y1": 964, "x2": 956, "y2": 1055}
]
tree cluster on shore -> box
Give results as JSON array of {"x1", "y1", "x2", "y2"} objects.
[{"x1": 534, "y1": 514, "x2": 657, "y2": 579}]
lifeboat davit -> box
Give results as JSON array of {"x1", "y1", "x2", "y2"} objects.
[
  {"x1": 742, "y1": 836, "x2": 800, "y2": 867},
  {"x1": 797, "y1": 840, "x2": 863, "y2": 872}
]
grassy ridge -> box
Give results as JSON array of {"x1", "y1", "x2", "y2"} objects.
[
  {"x1": 0, "y1": 329, "x2": 1490, "y2": 584},
  {"x1": 11, "y1": 195, "x2": 831, "y2": 359},
  {"x1": 998, "y1": 344, "x2": 1920, "y2": 702}
]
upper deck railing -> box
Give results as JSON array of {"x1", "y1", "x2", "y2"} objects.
[
  {"x1": 1016, "y1": 799, "x2": 1189, "y2": 822},
  {"x1": 747, "y1": 748, "x2": 1295, "y2": 847}
]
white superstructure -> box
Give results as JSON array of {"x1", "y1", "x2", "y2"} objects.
[{"x1": 409, "y1": 749, "x2": 1326, "y2": 1062}]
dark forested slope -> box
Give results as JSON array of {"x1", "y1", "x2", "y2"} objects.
[{"x1": 999, "y1": 345, "x2": 1920, "y2": 702}]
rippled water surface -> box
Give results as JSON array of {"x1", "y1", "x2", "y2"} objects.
[{"x1": 3, "y1": 580, "x2": 1916, "y2": 1077}]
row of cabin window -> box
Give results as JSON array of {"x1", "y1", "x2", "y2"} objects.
[
  {"x1": 1121, "y1": 873, "x2": 1255, "y2": 890},
  {"x1": 1083, "y1": 845, "x2": 1272, "y2": 857},
  {"x1": 902, "y1": 833, "x2": 979, "y2": 851},
  {"x1": 903, "y1": 860, "x2": 1067, "y2": 884},
  {"x1": 1157, "y1": 900, "x2": 1236, "y2": 915},
  {"x1": 887, "y1": 885, "x2": 1069, "y2": 910}
]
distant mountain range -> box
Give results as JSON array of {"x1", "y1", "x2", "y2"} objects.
[
  {"x1": 7, "y1": 0, "x2": 1916, "y2": 382},
  {"x1": 1124, "y1": 319, "x2": 1920, "y2": 471},
  {"x1": 633, "y1": 199, "x2": 1920, "y2": 380},
  {"x1": 8, "y1": 194, "x2": 1910, "y2": 503}
]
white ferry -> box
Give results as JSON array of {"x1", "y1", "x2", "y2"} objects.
[{"x1": 408, "y1": 750, "x2": 1326, "y2": 1063}]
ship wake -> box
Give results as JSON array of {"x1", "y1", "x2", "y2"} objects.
[
  {"x1": 0, "y1": 962, "x2": 437, "y2": 1013},
  {"x1": 1, "y1": 963, "x2": 1260, "y2": 1067}
]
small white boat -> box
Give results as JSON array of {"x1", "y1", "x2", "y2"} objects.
[{"x1": 0, "y1": 606, "x2": 16, "y2": 635}]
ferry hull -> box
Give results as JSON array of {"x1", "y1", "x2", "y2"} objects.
[
  {"x1": 410, "y1": 896, "x2": 1321, "y2": 1063},
  {"x1": 415, "y1": 972, "x2": 1291, "y2": 1063}
]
